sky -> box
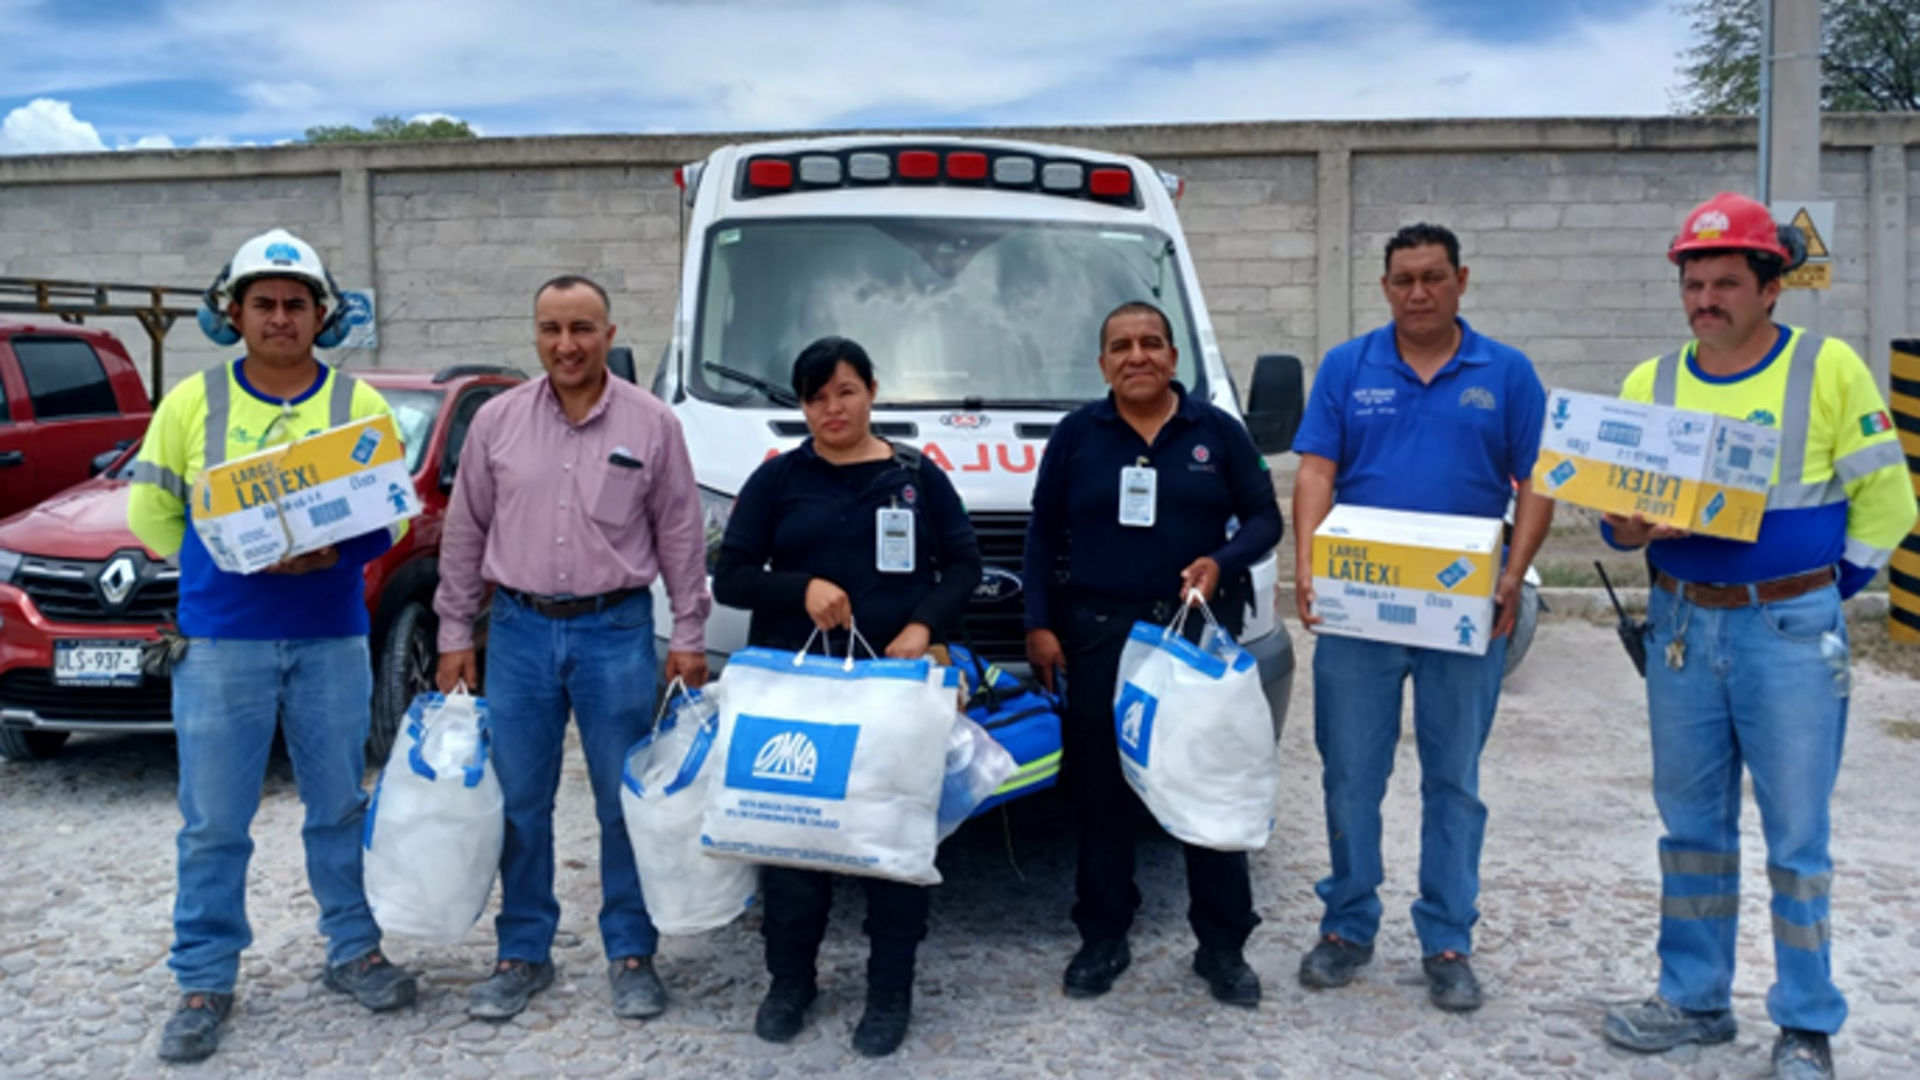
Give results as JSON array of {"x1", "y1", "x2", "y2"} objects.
[{"x1": 0, "y1": 0, "x2": 1696, "y2": 155}]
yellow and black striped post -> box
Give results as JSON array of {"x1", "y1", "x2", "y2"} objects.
[{"x1": 1892, "y1": 341, "x2": 1920, "y2": 642}]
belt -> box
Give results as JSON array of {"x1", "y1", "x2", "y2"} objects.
[
  {"x1": 501, "y1": 585, "x2": 647, "y2": 620},
  {"x1": 1654, "y1": 566, "x2": 1836, "y2": 610}
]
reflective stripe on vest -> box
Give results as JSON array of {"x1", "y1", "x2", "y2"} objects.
[
  {"x1": 200, "y1": 364, "x2": 359, "y2": 467},
  {"x1": 1652, "y1": 334, "x2": 1833, "y2": 510}
]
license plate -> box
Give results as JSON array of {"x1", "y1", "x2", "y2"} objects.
[{"x1": 53, "y1": 640, "x2": 144, "y2": 688}]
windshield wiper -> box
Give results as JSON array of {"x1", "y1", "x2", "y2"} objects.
[
  {"x1": 703, "y1": 363, "x2": 798, "y2": 407},
  {"x1": 880, "y1": 397, "x2": 1087, "y2": 412}
]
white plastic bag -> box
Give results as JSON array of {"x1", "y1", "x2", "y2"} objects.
[
  {"x1": 363, "y1": 687, "x2": 504, "y2": 942},
  {"x1": 620, "y1": 681, "x2": 757, "y2": 935},
  {"x1": 936, "y1": 714, "x2": 1017, "y2": 841},
  {"x1": 1113, "y1": 597, "x2": 1278, "y2": 852},
  {"x1": 701, "y1": 626, "x2": 956, "y2": 885}
]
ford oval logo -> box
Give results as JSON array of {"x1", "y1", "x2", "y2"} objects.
[
  {"x1": 973, "y1": 566, "x2": 1023, "y2": 602},
  {"x1": 940, "y1": 412, "x2": 990, "y2": 430}
]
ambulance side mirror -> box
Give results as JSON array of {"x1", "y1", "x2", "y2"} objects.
[
  {"x1": 608, "y1": 346, "x2": 637, "y2": 384},
  {"x1": 1245, "y1": 353, "x2": 1304, "y2": 455}
]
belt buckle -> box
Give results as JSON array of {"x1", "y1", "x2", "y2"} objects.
[{"x1": 549, "y1": 593, "x2": 578, "y2": 604}]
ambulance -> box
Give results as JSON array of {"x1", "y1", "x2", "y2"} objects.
[{"x1": 648, "y1": 135, "x2": 1304, "y2": 735}]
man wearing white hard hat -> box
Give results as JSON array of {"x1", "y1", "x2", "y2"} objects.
[{"x1": 128, "y1": 229, "x2": 419, "y2": 1064}]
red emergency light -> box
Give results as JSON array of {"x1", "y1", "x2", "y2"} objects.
[
  {"x1": 1089, "y1": 167, "x2": 1133, "y2": 199},
  {"x1": 747, "y1": 158, "x2": 794, "y2": 190},
  {"x1": 898, "y1": 150, "x2": 940, "y2": 179},
  {"x1": 945, "y1": 151, "x2": 988, "y2": 181}
]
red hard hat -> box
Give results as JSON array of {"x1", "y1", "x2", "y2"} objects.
[{"x1": 1668, "y1": 192, "x2": 1790, "y2": 264}]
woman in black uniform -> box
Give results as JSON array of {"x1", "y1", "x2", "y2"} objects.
[{"x1": 713, "y1": 336, "x2": 982, "y2": 1057}]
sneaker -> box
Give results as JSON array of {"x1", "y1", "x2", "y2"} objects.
[
  {"x1": 467, "y1": 959, "x2": 556, "y2": 1021},
  {"x1": 608, "y1": 956, "x2": 667, "y2": 1020},
  {"x1": 1772, "y1": 1028, "x2": 1835, "y2": 1080},
  {"x1": 1062, "y1": 938, "x2": 1131, "y2": 999},
  {"x1": 753, "y1": 977, "x2": 817, "y2": 1044},
  {"x1": 851, "y1": 987, "x2": 912, "y2": 1058},
  {"x1": 323, "y1": 948, "x2": 417, "y2": 1012},
  {"x1": 1422, "y1": 951, "x2": 1483, "y2": 1012},
  {"x1": 1297, "y1": 934, "x2": 1373, "y2": 989},
  {"x1": 1601, "y1": 997, "x2": 1737, "y2": 1053},
  {"x1": 1193, "y1": 946, "x2": 1262, "y2": 1008},
  {"x1": 157, "y1": 992, "x2": 233, "y2": 1064}
]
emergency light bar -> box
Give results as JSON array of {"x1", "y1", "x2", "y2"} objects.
[{"x1": 736, "y1": 145, "x2": 1143, "y2": 207}]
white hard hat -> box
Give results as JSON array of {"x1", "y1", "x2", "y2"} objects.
[{"x1": 221, "y1": 228, "x2": 331, "y2": 302}]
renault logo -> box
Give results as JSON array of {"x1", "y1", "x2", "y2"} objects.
[{"x1": 99, "y1": 556, "x2": 138, "y2": 608}]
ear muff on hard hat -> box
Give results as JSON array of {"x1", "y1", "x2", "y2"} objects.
[
  {"x1": 1775, "y1": 223, "x2": 1809, "y2": 273},
  {"x1": 196, "y1": 228, "x2": 351, "y2": 349}
]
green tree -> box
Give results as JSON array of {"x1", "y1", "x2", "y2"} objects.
[
  {"x1": 303, "y1": 115, "x2": 476, "y2": 144},
  {"x1": 1675, "y1": 0, "x2": 1920, "y2": 113}
]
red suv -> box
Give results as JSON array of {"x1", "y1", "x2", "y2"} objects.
[
  {"x1": 0, "y1": 320, "x2": 154, "y2": 522},
  {"x1": 0, "y1": 364, "x2": 525, "y2": 761}
]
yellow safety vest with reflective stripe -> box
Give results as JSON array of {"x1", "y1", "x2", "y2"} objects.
[
  {"x1": 1620, "y1": 327, "x2": 1916, "y2": 586},
  {"x1": 128, "y1": 361, "x2": 399, "y2": 558}
]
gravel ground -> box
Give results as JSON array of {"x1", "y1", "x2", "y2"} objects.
[{"x1": 2, "y1": 617, "x2": 1917, "y2": 1079}]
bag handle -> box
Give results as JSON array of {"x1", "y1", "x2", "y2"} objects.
[
  {"x1": 1164, "y1": 588, "x2": 1219, "y2": 641},
  {"x1": 406, "y1": 682, "x2": 490, "y2": 788},
  {"x1": 792, "y1": 619, "x2": 878, "y2": 671}
]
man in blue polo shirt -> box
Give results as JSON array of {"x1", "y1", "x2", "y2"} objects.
[{"x1": 1290, "y1": 223, "x2": 1553, "y2": 1012}]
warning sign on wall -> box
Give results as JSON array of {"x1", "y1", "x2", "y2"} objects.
[{"x1": 1772, "y1": 201, "x2": 1834, "y2": 290}]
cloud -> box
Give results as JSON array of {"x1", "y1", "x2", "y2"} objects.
[
  {"x1": 0, "y1": 0, "x2": 1691, "y2": 145},
  {"x1": 119, "y1": 133, "x2": 176, "y2": 150},
  {"x1": 0, "y1": 98, "x2": 107, "y2": 154}
]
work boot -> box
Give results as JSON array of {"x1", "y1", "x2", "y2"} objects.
[
  {"x1": 1601, "y1": 996, "x2": 1737, "y2": 1052},
  {"x1": 157, "y1": 992, "x2": 232, "y2": 1064},
  {"x1": 609, "y1": 956, "x2": 667, "y2": 1019},
  {"x1": 753, "y1": 977, "x2": 817, "y2": 1043},
  {"x1": 1422, "y1": 951, "x2": 1483, "y2": 1012},
  {"x1": 467, "y1": 959, "x2": 556, "y2": 1021},
  {"x1": 1062, "y1": 938, "x2": 1130, "y2": 999},
  {"x1": 1771, "y1": 1028, "x2": 1835, "y2": 1080},
  {"x1": 323, "y1": 948, "x2": 417, "y2": 1011},
  {"x1": 851, "y1": 987, "x2": 912, "y2": 1057},
  {"x1": 1297, "y1": 934, "x2": 1373, "y2": 989},
  {"x1": 1193, "y1": 946, "x2": 1261, "y2": 1007}
]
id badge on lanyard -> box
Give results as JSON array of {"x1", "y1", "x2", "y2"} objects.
[
  {"x1": 876, "y1": 506, "x2": 916, "y2": 573},
  {"x1": 1119, "y1": 459, "x2": 1157, "y2": 528}
]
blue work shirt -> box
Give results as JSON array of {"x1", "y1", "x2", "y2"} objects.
[
  {"x1": 1023, "y1": 382, "x2": 1283, "y2": 631},
  {"x1": 1292, "y1": 318, "x2": 1546, "y2": 517}
]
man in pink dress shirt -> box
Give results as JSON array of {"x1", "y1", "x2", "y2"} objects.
[{"x1": 434, "y1": 274, "x2": 712, "y2": 1022}]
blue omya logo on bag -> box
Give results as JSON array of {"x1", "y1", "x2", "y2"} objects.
[
  {"x1": 1547, "y1": 459, "x2": 1576, "y2": 489},
  {"x1": 1436, "y1": 557, "x2": 1474, "y2": 591},
  {"x1": 1114, "y1": 684, "x2": 1158, "y2": 768},
  {"x1": 1597, "y1": 421, "x2": 1642, "y2": 448},
  {"x1": 725, "y1": 714, "x2": 858, "y2": 800}
]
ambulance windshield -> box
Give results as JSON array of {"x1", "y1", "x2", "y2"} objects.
[{"x1": 691, "y1": 218, "x2": 1200, "y2": 408}]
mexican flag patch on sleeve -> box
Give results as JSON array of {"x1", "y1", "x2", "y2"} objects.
[{"x1": 1860, "y1": 411, "x2": 1893, "y2": 437}]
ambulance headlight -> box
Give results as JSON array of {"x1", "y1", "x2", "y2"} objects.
[{"x1": 698, "y1": 487, "x2": 734, "y2": 574}]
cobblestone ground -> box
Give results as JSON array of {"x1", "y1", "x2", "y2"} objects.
[{"x1": 2, "y1": 619, "x2": 1917, "y2": 1079}]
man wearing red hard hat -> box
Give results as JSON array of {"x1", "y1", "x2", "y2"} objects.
[{"x1": 1600, "y1": 193, "x2": 1916, "y2": 1080}]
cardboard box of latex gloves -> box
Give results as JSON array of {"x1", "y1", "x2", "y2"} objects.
[
  {"x1": 1532, "y1": 389, "x2": 1778, "y2": 542},
  {"x1": 192, "y1": 414, "x2": 420, "y2": 574},
  {"x1": 1310, "y1": 505, "x2": 1503, "y2": 656}
]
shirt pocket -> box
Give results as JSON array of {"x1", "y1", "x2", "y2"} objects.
[{"x1": 590, "y1": 457, "x2": 650, "y2": 528}]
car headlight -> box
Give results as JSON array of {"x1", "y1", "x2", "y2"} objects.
[
  {"x1": 0, "y1": 549, "x2": 22, "y2": 586},
  {"x1": 698, "y1": 487, "x2": 734, "y2": 574}
]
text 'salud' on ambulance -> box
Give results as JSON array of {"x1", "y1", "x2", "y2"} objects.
[
  {"x1": 1532, "y1": 389, "x2": 1779, "y2": 542},
  {"x1": 1310, "y1": 505, "x2": 1503, "y2": 656},
  {"x1": 192, "y1": 414, "x2": 420, "y2": 574}
]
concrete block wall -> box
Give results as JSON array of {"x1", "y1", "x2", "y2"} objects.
[{"x1": 2, "y1": 117, "x2": 1917, "y2": 398}]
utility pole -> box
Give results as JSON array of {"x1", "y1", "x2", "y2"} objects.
[{"x1": 1761, "y1": 0, "x2": 1822, "y2": 325}]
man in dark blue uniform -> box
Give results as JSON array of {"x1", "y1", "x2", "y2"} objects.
[
  {"x1": 1291, "y1": 223, "x2": 1552, "y2": 1013},
  {"x1": 1024, "y1": 301, "x2": 1283, "y2": 1007}
]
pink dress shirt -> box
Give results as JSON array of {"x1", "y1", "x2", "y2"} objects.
[{"x1": 434, "y1": 374, "x2": 712, "y2": 654}]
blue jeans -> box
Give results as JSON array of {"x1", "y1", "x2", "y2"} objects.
[
  {"x1": 1644, "y1": 581, "x2": 1849, "y2": 1034},
  {"x1": 169, "y1": 636, "x2": 379, "y2": 993},
  {"x1": 1310, "y1": 632, "x2": 1507, "y2": 956},
  {"x1": 484, "y1": 588, "x2": 659, "y2": 964}
]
